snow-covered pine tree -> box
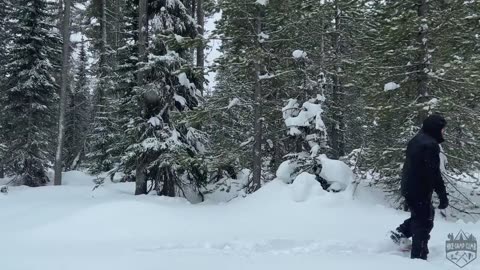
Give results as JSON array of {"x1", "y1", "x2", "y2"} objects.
[
  {"x1": 65, "y1": 39, "x2": 92, "y2": 170},
  {"x1": 0, "y1": 0, "x2": 13, "y2": 68},
  {"x1": 280, "y1": 84, "x2": 328, "y2": 186},
  {"x1": 195, "y1": 0, "x2": 205, "y2": 95},
  {"x1": 324, "y1": 0, "x2": 373, "y2": 159},
  {"x1": 428, "y1": 0, "x2": 480, "y2": 173},
  {"x1": 203, "y1": 1, "x2": 299, "y2": 191},
  {"x1": 248, "y1": 0, "x2": 321, "y2": 182},
  {"x1": 104, "y1": 0, "x2": 140, "y2": 180},
  {"x1": 201, "y1": 0, "x2": 277, "y2": 192},
  {"x1": 206, "y1": 0, "x2": 369, "y2": 192},
  {"x1": 0, "y1": 0, "x2": 61, "y2": 186},
  {"x1": 122, "y1": 0, "x2": 206, "y2": 199},
  {"x1": 360, "y1": 0, "x2": 438, "y2": 195},
  {"x1": 324, "y1": 0, "x2": 348, "y2": 159},
  {"x1": 361, "y1": 0, "x2": 480, "y2": 216},
  {"x1": 83, "y1": 0, "x2": 124, "y2": 54},
  {"x1": 0, "y1": 0, "x2": 14, "y2": 84},
  {"x1": 86, "y1": 0, "x2": 121, "y2": 174},
  {"x1": 0, "y1": 0, "x2": 14, "y2": 176},
  {"x1": 190, "y1": 68, "x2": 253, "y2": 186},
  {"x1": 426, "y1": 0, "x2": 480, "y2": 217}
]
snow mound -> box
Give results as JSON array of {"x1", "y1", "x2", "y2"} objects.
[
  {"x1": 0, "y1": 176, "x2": 12, "y2": 186},
  {"x1": 318, "y1": 154, "x2": 354, "y2": 192},
  {"x1": 276, "y1": 160, "x2": 298, "y2": 184},
  {"x1": 62, "y1": 171, "x2": 96, "y2": 186},
  {"x1": 203, "y1": 169, "x2": 250, "y2": 203},
  {"x1": 276, "y1": 154, "x2": 353, "y2": 193},
  {"x1": 290, "y1": 172, "x2": 325, "y2": 202}
]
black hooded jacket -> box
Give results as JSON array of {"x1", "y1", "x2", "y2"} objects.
[{"x1": 401, "y1": 114, "x2": 448, "y2": 202}]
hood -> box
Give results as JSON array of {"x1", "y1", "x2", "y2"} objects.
[{"x1": 422, "y1": 114, "x2": 447, "y2": 143}]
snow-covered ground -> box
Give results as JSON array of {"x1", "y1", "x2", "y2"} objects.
[{"x1": 1, "y1": 171, "x2": 479, "y2": 270}]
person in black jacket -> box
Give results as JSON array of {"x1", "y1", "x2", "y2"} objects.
[{"x1": 391, "y1": 114, "x2": 449, "y2": 260}]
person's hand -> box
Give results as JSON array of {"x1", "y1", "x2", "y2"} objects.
[{"x1": 438, "y1": 195, "x2": 449, "y2": 209}]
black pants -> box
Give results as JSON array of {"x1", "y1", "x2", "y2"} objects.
[{"x1": 397, "y1": 199, "x2": 435, "y2": 259}]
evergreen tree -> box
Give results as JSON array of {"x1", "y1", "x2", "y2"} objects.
[
  {"x1": 0, "y1": 0, "x2": 61, "y2": 186},
  {"x1": 0, "y1": 0, "x2": 15, "y2": 176},
  {"x1": 65, "y1": 39, "x2": 92, "y2": 170},
  {"x1": 0, "y1": 1, "x2": 13, "y2": 68},
  {"x1": 86, "y1": 0, "x2": 120, "y2": 174},
  {"x1": 119, "y1": 0, "x2": 206, "y2": 198},
  {"x1": 106, "y1": 0, "x2": 140, "y2": 179},
  {"x1": 429, "y1": 0, "x2": 480, "y2": 173},
  {"x1": 206, "y1": 0, "x2": 274, "y2": 191},
  {"x1": 206, "y1": 0, "x2": 312, "y2": 190},
  {"x1": 206, "y1": 0, "x2": 369, "y2": 190},
  {"x1": 359, "y1": 0, "x2": 480, "y2": 217}
]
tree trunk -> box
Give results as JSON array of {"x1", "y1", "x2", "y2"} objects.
[
  {"x1": 331, "y1": 1, "x2": 345, "y2": 158},
  {"x1": 196, "y1": 0, "x2": 205, "y2": 95},
  {"x1": 137, "y1": 0, "x2": 147, "y2": 86},
  {"x1": 158, "y1": 167, "x2": 175, "y2": 197},
  {"x1": 251, "y1": 12, "x2": 263, "y2": 193},
  {"x1": 416, "y1": 0, "x2": 430, "y2": 122},
  {"x1": 252, "y1": 61, "x2": 263, "y2": 192},
  {"x1": 56, "y1": 0, "x2": 64, "y2": 36},
  {"x1": 114, "y1": 0, "x2": 120, "y2": 67},
  {"x1": 191, "y1": 0, "x2": 196, "y2": 19},
  {"x1": 319, "y1": 15, "x2": 325, "y2": 72},
  {"x1": 54, "y1": 0, "x2": 71, "y2": 186},
  {"x1": 135, "y1": 0, "x2": 148, "y2": 195},
  {"x1": 93, "y1": 0, "x2": 108, "y2": 109},
  {"x1": 135, "y1": 158, "x2": 147, "y2": 195},
  {"x1": 101, "y1": 0, "x2": 108, "y2": 67}
]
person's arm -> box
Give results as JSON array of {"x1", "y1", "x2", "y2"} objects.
[{"x1": 424, "y1": 143, "x2": 448, "y2": 200}]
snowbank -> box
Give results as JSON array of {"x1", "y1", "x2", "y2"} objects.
[
  {"x1": 203, "y1": 169, "x2": 250, "y2": 203},
  {"x1": 0, "y1": 176, "x2": 12, "y2": 186},
  {"x1": 1, "y1": 170, "x2": 479, "y2": 270},
  {"x1": 318, "y1": 154, "x2": 354, "y2": 191},
  {"x1": 276, "y1": 154, "x2": 354, "y2": 193},
  {"x1": 276, "y1": 160, "x2": 298, "y2": 184},
  {"x1": 290, "y1": 172, "x2": 325, "y2": 202},
  {"x1": 0, "y1": 170, "x2": 96, "y2": 187},
  {"x1": 62, "y1": 170, "x2": 97, "y2": 186}
]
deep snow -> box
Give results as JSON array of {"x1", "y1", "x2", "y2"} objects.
[{"x1": 0, "y1": 171, "x2": 479, "y2": 270}]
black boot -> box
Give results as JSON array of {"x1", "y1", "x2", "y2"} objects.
[
  {"x1": 411, "y1": 237, "x2": 429, "y2": 260},
  {"x1": 390, "y1": 229, "x2": 407, "y2": 245}
]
